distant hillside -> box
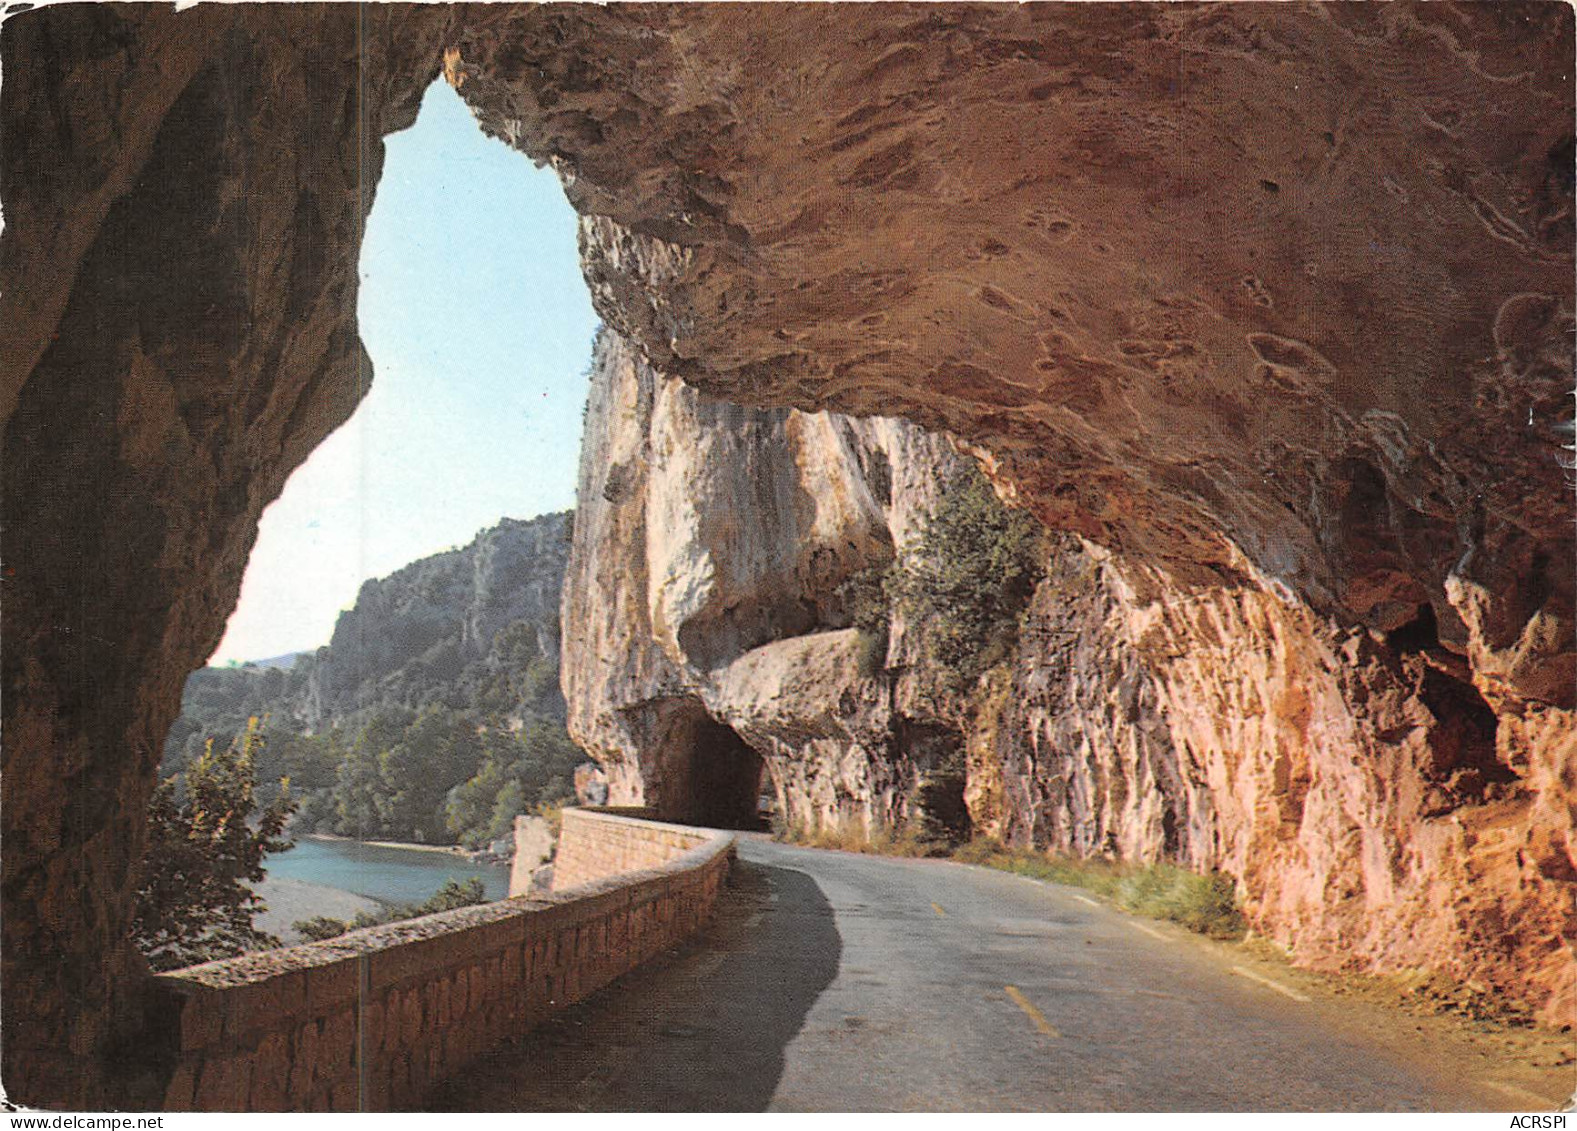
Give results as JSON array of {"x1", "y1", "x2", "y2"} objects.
[
  {"x1": 296, "y1": 511, "x2": 571, "y2": 729},
  {"x1": 167, "y1": 512, "x2": 571, "y2": 760},
  {"x1": 161, "y1": 512, "x2": 580, "y2": 847},
  {"x1": 247, "y1": 652, "x2": 303, "y2": 671}
]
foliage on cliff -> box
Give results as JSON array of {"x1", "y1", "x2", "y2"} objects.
[
  {"x1": 893, "y1": 464, "x2": 1045, "y2": 687},
  {"x1": 166, "y1": 514, "x2": 571, "y2": 761},
  {"x1": 132, "y1": 720, "x2": 296, "y2": 970},
  {"x1": 848, "y1": 463, "x2": 1045, "y2": 688}
]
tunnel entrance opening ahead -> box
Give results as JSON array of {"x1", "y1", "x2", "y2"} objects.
[{"x1": 644, "y1": 697, "x2": 766, "y2": 831}]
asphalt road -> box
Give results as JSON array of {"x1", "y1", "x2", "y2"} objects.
[{"x1": 430, "y1": 837, "x2": 1565, "y2": 1111}]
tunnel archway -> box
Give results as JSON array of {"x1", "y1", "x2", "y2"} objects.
[
  {"x1": 4, "y1": 1, "x2": 1575, "y2": 1109},
  {"x1": 628, "y1": 697, "x2": 765, "y2": 831}
]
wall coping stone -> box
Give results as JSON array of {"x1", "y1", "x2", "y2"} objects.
[
  {"x1": 145, "y1": 810, "x2": 736, "y2": 1108},
  {"x1": 154, "y1": 810, "x2": 733, "y2": 996}
]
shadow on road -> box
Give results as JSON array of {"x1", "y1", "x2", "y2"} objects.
[{"x1": 422, "y1": 857, "x2": 841, "y2": 1111}]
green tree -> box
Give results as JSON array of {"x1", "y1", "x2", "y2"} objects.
[
  {"x1": 444, "y1": 748, "x2": 511, "y2": 848},
  {"x1": 416, "y1": 876, "x2": 487, "y2": 913},
  {"x1": 837, "y1": 563, "x2": 893, "y2": 677},
  {"x1": 444, "y1": 720, "x2": 580, "y2": 848},
  {"x1": 132, "y1": 718, "x2": 296, "y2": 971},
  {"x1": 487, "y1": 780, "x2": 528, "y2": 846},
  {"x1": 377, "y1": 708, "x2": 484, "y2": 842},
  {"x1": 890, "y1": 463, "x2": 1046, "y2": 689},
  {"x1": 262, "y1": 730, "x2": 342, "y2": 793},
  {"x1": 332, "y1": 735, "x2": 386, "y2": 839}
]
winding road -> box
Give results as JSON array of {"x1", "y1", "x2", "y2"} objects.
[{"x1": 430, "y1": 838, "x2": 1571, "y2": 1112}]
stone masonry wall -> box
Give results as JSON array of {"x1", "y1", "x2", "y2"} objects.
[
  {"x1": 548, "y1": 808, "x2": 716, "y2": 893},
  {"x1": 150, "y1": 814, "x2": 734, "y2": 1111}
]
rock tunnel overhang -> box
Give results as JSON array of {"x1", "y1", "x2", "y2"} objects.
[
  {"x1": 625, "y1": 696, "x2": 766, "y2": 831},
  {"x1": 1, "y1": 1, "x2": 1574, "y2": 1108}
]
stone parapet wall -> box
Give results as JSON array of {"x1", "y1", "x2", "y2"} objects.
[
  {"x1": 549, "y1": 807, "x2": 715, "y2": 893},
  {"x1": 151, "y1": 814, "x2": 734, "y2": 1111},
  {"x1": 507, "y1": 813, "x2": 557, "y2": 897}
]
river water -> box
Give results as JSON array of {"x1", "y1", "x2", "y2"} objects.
[
  {"x1": 263, "y1": 836, "x2": 510, "y2": 905},
  {"x1": 251, "y1": 836, "x2": 509, "y2": 941}
]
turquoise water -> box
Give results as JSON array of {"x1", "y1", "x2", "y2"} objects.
[{"x1": 262, "y1": 836, "x2": 509, "y2": 907}]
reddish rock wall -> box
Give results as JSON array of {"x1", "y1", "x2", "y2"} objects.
[
  {"x1": 1, "y1": 2, "x2": 1571, "y2": 1106},
  {"x1": 972, "y1": 540, "x2": 1576, "y2": 1026}
]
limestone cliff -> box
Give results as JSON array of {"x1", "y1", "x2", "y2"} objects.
[
  {"x1": 564, "y1": 327, "x2": 1575, "y2": 1028},
  {"x1": 471, "y1": 2, "x2": 1576, "y2": 1030},
  {"x1": 561, "y1": 328, "x2": 969, "y2": 831},
  {"x1": 2, "y1": 2, "x2": 1572, "y2": 1107},
  {"x1": 298, "y1": 513, "x2": 569, "y2": 728},
  {"x1": 165, "y1": 513, "x2": 570, "y2": 768}
]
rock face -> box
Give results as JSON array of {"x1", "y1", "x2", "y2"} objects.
[
  {"x1": 972, "y1": 541, "x2": 1576, "y2": 1026},
  {"x1": 507, "y1": 814, "x2": 556, "y2": 897},
  {"x1": 166, "y1": 513, "x2": 570, "y2": 765},
  {"x1": 1, "y1": 5, "x2": 452, "y2": 1105},
  {"x1": 463, "y1": 2, "x2": 1577, "y2": 1032},
  {"x1": 1, "y1": 1, "x2": 1572, "y2": 1107},
  {"x1": 295, "y1": 513, "x2": 569, "y2": 728},
  {"x1": 561, "y1": 329, "x2": 968, "y2": 832},
  {"x1": 564, "y1": 328, "x2": 1574, "y2": 1029}
]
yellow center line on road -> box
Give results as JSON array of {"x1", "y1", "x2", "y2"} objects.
[
  {"x1": 1230, "y1": 966, "x2": 1311, "y2": 1002},
  {"x1": 931, "y1": 902, "x2": 947, "y2": 917},
  {"x1": 1004, "y1": 985, "x2": 1062, "y2": 1038}
]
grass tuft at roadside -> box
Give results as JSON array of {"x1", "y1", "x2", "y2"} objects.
[
  {"x1": 772, "y1": 820, "x2": 1246, "y2": 941},
  {"x1": 951, "y1": 837, "x2": 1246, "y2": 940}
]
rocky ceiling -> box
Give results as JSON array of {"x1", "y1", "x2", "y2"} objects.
[{"x1": 0, "y1": 0, "x2": 1570, "y2": 1107}]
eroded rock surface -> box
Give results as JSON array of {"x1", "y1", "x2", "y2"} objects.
[
  {"x1": 459, "y1": 0, "x2": 1577, "y2": 1029},
  {"x1": 1, "y1": 4, "x2": 451, "y2": 1103},
  {"x1": 454, "y1": 4, "x2": 1574, "y2": 680},
  {"x1": 561, "y1": 329, "x2": 968, "y2": 831},
  {"x1": 1, "y1": 1, "x2": 1572, "y2": 1107},
  {"x1": 565, "y1": 326, "x2": 1574, "y2": 1027},
  {"x1": 972, "y1": 542, "x2": 1576, "y2": 1026}
]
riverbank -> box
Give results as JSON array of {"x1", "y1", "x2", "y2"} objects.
[
  {"x1": 256, "y1": 833, "x2": 510, "y2": 926},
  {"x1": 303, "y1": 832, "x2": 469, "y2": 857},
  {"x1": 252, "y1": 876, "x2": 383, "y2": 944}
]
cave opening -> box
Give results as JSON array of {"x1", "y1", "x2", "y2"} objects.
[
  {"x1": 901, "y1": 720, "x2": 972, "y2": 845},
  {"x1": 142, "y1": 76, "x2": 602, "y2": 950},
  {"x1": 641, "y1": 697, "x2": 767, "y2": 831},
  {"x1": 1385, "y1": 602, "x2": 1439, "y2": 655},
  {"x1": 212, "y1": 78, "x2": 595, "y2": 670},
  {"x1": 679, "y1": 715, "x2": 768, "y2": 831}
]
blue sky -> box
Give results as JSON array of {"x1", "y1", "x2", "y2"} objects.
[{"x1": 212, "y1": 80, "x2": 598, "y2": 663}]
